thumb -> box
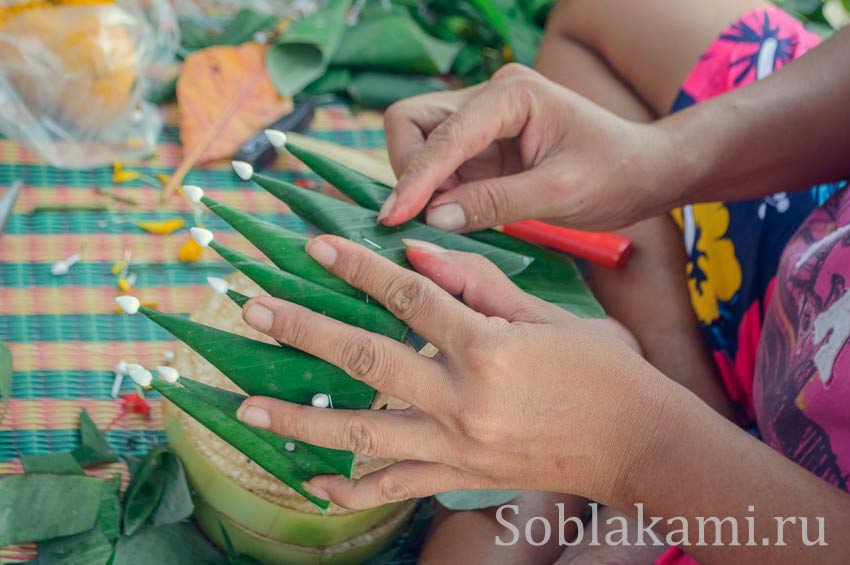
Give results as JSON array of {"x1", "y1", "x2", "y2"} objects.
[
  {"x1": 403, "y1": 239, "x2": 554, "y2": 323},
  {"x1": 424, "y1": 167, "x2": 557, "y2": 232}
]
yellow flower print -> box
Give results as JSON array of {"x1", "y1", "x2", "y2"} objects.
[{"x1": 672, "y1": 203, "x2": 743, "y2": 324}]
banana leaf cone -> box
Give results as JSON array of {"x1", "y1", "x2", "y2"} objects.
[
  {"x1": 200, "y1": 234, "x2": 408, "y2": 341},
  {"x1": 186, "y1": 186, "x2": 359, "y2": 298},
  {"x1": 279, "y1": 136, "x2": 392, "y2": 210},
  {"x1": 115, "y1": 297, "x2": 375, "y2": 409},
  {"x1": 152, "y1": 376, "x2": 350, "y2": 510},
  {"x1": 250, "y1": 172, "x2": 534, "y2": 276}
]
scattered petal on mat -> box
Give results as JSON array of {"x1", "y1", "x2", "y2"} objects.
[
  {"x1": 135, "y1": 218, "x2": 186, "y2": 235},
  {"x1": 177, "y1": 238, "x2": 204, "y2": 262},
  {"x1": 112, "y1": 162, "x2": 140, "y2": 184},
  {"x1": 110, "y1": 261, "x2": 127, "y2": 275},
  {"x1": 155, "y1": 173, "x2": 171, "y2": 186}
]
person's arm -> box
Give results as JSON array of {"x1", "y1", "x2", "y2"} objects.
[
  {"x1": 659, "y1": 26, "x2": 850, "y2": 208},
  {"x1": 377, "y1": 29, "x2": 850, "y2": 233},
  {"x1": 233, "y1": 236, "x2": 850, "y2": 563}
]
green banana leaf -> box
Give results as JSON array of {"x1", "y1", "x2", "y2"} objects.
[
  {"x1": 73, "y1": 409, "x2": 118, "y2": 466},
  {"x1": 200, "y1": 194, "x2": 359, "y2": 298},
  {"x1": 136, "y1": 306, "x2": 375, "y2": 409},
  {"x1": 282, "y1": 141, "x2": 604, "y2": 318},
  {"x1": 266, "y1": 0, "x2": 352, "y2": 96},
  {"x1": 303, "y1": 67, "x2": 353, "y2": 96},
  {"x1": 37, "y1": 527, "x2": 114, "y2": 565},
  {"x1": 347, "y1": 72, "x2": 450, "y2": 109},
  {"x1": 251, "y1": 173, "x2": 533, "y2": 276},
  {"x1": 207, "y1": 239, "x2": 408, "y2": 340},
  {"x1": 154, "y1": 377, "x2": 354, "y2": 510},
  {"x1": 331, "y1": 11, "x2": 462, "y2": 74},
  {"x1": 20, "y1": 452, "x2": 84, "y2": 475}
]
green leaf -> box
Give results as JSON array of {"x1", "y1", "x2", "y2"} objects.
[
  {"x1": 346, "y1": 72, "x2": 449, "y2": 108},
  {"x1": 97, "y1": 479, "x2": 121, "y2": 541},
  {"x1": 21, "y1": 452, "x2": 85, "y2": 475},
  {"x1": 435, "y1": 489, "x2": 519, "y2": 510},
  {"x1": 331, "y1": 12, "x2": 462, "y2": 74},
  {"x1": 0, "y1": 474, "x2": 103, "y2": 546},
  {"x1": 135, "y1": 306, "x2": 375, "y2": 409},
  {"x1": 266, "y1": 0, "x2": 352, "y2": 96},
  {"x1": 0, "y1": 340, "x2": 11, "y2": 401},
  {"x1": 207, "y1": 240, "x2": 408, "y2": 340},
  {"x1": 273, "y1": 146, "x2": 603, "y2": 317},
  {"x1": 122, "y1": 446, "x2": 169, "y2": 536},
  {"x1": 251, "y1": 173, "x2": 533, "y2": 276},
  {"x1": 112, "y1": 523, "x2": 227, "y2": 565},
  {"x1": 302, "y1": 67, "x2": 352, "y2": 96},
  {"x1": 38, "y1": 527, "x2": 114, "y2": 565},
  {"x1": 73, "y1": 409, "x2": 119, "y2": 466},
  {"x1": 153, "y1": 377, "x2": 353, "y2": 510},
  {"x1": 147, "y1": 453, "x2": 194, "y2": 527},
  {"x1": 214, "y1": 9, "x2": 277, "y2": 46},
  {"x1": 200, "y1": 193, "x2": 359, "y2": 297}
]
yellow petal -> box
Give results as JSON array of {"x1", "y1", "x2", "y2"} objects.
[
  {"x1": 177, "y1": 238, "x2": 204, "y2": 262},
  {"x1": 117, "y1": 277, "x2": 132, "y2": 292},
  {"x1": 156, "y1": 173, "x2": 171, "y2": 186},
  {"x1": 112, "y1": 162, "x2": 140, "y2": 183},
  {"x1": 110, "y1": 260, "x2": 126, "y2": 275},
  {"x1": 135, "y1": 218, "x2": 185, "y2": 235}
]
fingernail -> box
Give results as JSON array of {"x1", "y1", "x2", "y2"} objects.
[
  {"x1": 402, "y1": 238, "x2": 447, "y2": 253},
  {"x1": 306, "y1": 238, "x2": 338, "y2": 266},
  {"x1": 244, "y1": 303, "x2": 273, "y2": 332},
  {"x1": 377, "y1": 192, "x2": 397, "y2": 223},
  {"x1": 303, "y1": 481, "x2": 330, "y2": 501},
  {"x1": 237, "y1": 405, "x2": 271, "y2": 429},
  {"x1": 426, "y1": 203, "x2": 466, "y2": 231}
]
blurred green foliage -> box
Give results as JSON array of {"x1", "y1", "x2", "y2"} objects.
[{"x1": 773, "y1": 0, "x2": 850, "y2": 35}]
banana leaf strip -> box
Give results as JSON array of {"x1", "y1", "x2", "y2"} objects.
[
  {"x1": 208, "y1": 240, "x2": 408, "y2": 341},
  {"x1": 0, "y1": 474, "x2": 103, "y2": 546},
  {"x1": 21, "y1": 452, "x2": 85, "y2": 475},
  {"x1": 122, "y1": 446, "x2": 169, "y2": 536},
  {"x1": 136, "y1": 306, "x2": 375, "y2": 409},
  {"x1": 266, "y1": 0, "x2": 352, "y2": 96},
  {"x1": 251, "y1": 173, "x2": 533, "y2": 276},
  {"x1": 73, "y1": 409, "x2": 119, "y2": 466},
  {"x1": 154, "y1": 377, "x2": 354, "y2": 510},
  {"x1": 37, "y1": 527, "x2": 114, "y2": 565},
  {"x1": 97, "y1": 479, "x2": 121, "y2": 541},
  {"x1": 201, "y1": 193, "x2": 359, "y2": 297},
  {"x1": 331, "y1": 11, "x2": 462, "y2": 74}
]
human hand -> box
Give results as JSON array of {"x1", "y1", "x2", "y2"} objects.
[
  {"x1": 235, "y1": 236, "x2": 677, "y2": 510},
  {"x1": 379, "y1": 64, "x2": 676, "y2": 232}
]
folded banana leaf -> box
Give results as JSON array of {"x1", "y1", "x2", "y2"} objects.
[
  {"x1": 251, "y1": 173, "x2": 533, "y2": 276},
  {"x1": 331, "y1": 11, "x2": 462, "y2": 74},
  {"x1": 153, "y1": 377, "x2": 352, "y2": 511},
  {"x1": 200, "y1": 193, "x2": 359, "y2": 298},
  {"x1": 135, "y1": 305, "x2": 375, "y2": 409},
  {"x1": 266, "y1": 0, "x2": 352, "y2": 96},
  {"x1": 346, "y1": 72, "x2": 450, "y2": 109},
  {"x1": 281, "y1": 140, "x2": 604, "y2": 318},
  {"x1": 207, "y1": 239, "x2": 408, "y2": 340}
]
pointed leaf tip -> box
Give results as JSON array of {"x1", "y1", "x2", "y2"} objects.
[
  {"x1": 115, "y1": 296, "x2": 140, "y2": 315},
  {"x1": 264, "y1": 129, "x2": 287, "y2": 148},
  {"x1": 156, "y1": 366, "x2": 180, "y2": 383},
  {"x1": 207, "y1": 277, "x2": 229, "y2": 295},
  {"x1": 190, "y1": 227, "x2": 214, "y2": 247},
  {"x1": 183, "y1": 185, "x2": 204, "y2": 203},
  {"x1": 126, "y1": 364, "x2": 152, "y2": 387},
  {"x1": 231, "y1": 160, "x2": 254, "y2": 180}
]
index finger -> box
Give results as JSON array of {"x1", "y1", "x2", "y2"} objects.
[
  {"x1": 305, "y1": 235, "x2": 482, "y2": 353},
  {"x1": 380, "y1": 78, "x2": 533, "y2": 227}
]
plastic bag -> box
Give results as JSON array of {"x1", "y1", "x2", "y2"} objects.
[{"x1": 0, "y1": 0, "x2": 179, "y2": 168}]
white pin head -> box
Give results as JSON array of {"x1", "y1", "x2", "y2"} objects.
[
  {"x1": 231, "y1": 160, "x2": 254, "y2": 180},
  {"x1": 284, "y1": 441, "x2": 296, "y2": 452},
  {"x1": 264, "y1": 129, "x2": 287, "y2": 148},
  {"x1": 157, "y1": 365, "x2": 179, "y2": 383},
  {"x1": 207, "y1": 276, "x2": 229, "y2": 295},
  {"x1": 115, "y1": 360, "x2": 128, "y2": 375},
  {"x1": 183, "y1": 185, "x2": 204, "y2": 203},
  {"x1": 190, "y1": 227, "x2": 214, "y2": 248},
  {"x1": 311, "y1": 393, "x2": 331, "y2": 409},
  {"x1": 115, "y1": 295, "x2": 140, "y2": 315},
  {"x1": 127, "y1": 364, "x2": 152, "y2": 387}
]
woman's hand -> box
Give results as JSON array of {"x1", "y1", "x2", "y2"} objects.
[
  {"x1": 379, "y1": 64, "x2": 677, "y2": 232},
  {"x1": 236, "y1": 235, "x2": 677, "y2": 509}
]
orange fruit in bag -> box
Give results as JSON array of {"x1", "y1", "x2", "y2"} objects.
[{"x1": 0, "y1": 3, "x2": 138, "y2": 132}]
